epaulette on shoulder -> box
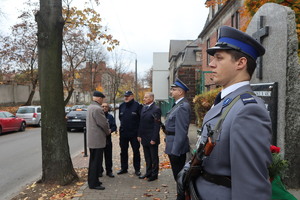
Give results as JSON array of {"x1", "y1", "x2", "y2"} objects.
[{"x1": 240, "y1": 93, "x2": 257, "y2": 105}]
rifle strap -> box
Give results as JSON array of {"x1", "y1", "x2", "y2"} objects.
[{"x1": 212, "y1": 92, "x2": 254, "y2": 142}]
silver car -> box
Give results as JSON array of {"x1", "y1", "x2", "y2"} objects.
[{"x1": 16, "y1": 106, "x2": 42, "y2": 126}]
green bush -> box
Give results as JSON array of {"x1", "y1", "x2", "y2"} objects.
[{"x1": 193, "y1": 88, "x2": 221, "y2": 126}]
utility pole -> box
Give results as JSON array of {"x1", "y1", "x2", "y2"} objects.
[{"x1": 122, "y1": 49, "x2": 138, "y2": 102}]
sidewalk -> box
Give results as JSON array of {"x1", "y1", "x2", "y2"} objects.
[
  {"x1": 72, "y1": 124, "x2": 300, "y2": 200},
  {"x1": 72, "y1": 132, "x2": 177, "y2": 200}
]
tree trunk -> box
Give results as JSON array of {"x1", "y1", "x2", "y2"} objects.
[
  {"x1": 64, "y1": 87, "x2": 74, "y2": 106},
  {"x1": 24, "y1": 78, "x2": 38, "y2": 106},
  {"x1": 36, "y1": 0, "x2": 78, "y2": 185}
]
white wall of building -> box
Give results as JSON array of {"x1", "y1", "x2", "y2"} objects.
[{"x1": 152, "y1": 52, "x2": 169, "y2": 100}]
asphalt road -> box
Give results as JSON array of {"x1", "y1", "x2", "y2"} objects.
[{"x1": 0, "y1": 127, "x2": 84, "y2": 200}]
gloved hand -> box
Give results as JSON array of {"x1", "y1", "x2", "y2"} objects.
[{"x1": 176, "y1": 164, "x2": 190, "y2": 200}]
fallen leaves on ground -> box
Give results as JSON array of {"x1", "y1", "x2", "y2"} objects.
[{"x1": 11, "y1": 168, "x2": 88, "y2": 200}]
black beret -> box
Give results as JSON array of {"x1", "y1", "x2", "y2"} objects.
[
  {"x1": 93, "y1": 91, "x2": 105, "y2": 98},
  {"x1": 207, "y1": 26, "x2": 265, "y2": 61},
  {"x1": 124, "y1": 90, "x2": 133, "y2": 96}
]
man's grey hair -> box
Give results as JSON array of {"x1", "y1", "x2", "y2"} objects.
[{"x1": 145, "y1": 92, "x2": 154, "y2": 99}]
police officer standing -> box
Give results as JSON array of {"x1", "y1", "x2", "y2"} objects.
[
  {"x1": 180, "y1": 26, "x2": 272, "y2": 200},
  {"x1": 164, "y1": 78, "x2": 191, "y2": 182},
  {"x1": 117, "y1": 91, "x2": 142, "y2": 176}
]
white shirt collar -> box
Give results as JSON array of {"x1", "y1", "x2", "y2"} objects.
[
  {"x1": 221, "y1": 81, "x2": 249, "y2": 99},
  {"x1": 146, "y1": 102, "x2": 154, "y2": 107},
  {"x1": 175, "y1": 97, "x2": 184, "y2": 104}
]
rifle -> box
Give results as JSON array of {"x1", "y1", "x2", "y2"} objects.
[{"x1": 177, "y1": 124, "x2": 216, "y2": 200}]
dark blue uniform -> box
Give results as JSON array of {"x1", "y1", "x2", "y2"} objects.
[
  {"x1": 119, "y1": 99, "x2": 142, "y2": 172},
  {"x1": 100, "y1": 112, "x2": 117, "y2": 175}
]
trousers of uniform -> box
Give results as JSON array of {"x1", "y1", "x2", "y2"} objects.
[
  {"x1": 88, "y1": 148, "x2": 104, "y2": 188},
  {"x1": 100, "y1": 137, "x2": 113, "y2": 174},
  {"x1": 168, "y1": 154, "x2": 186, "y2": 180},
  {"x1": 119, "y1": 136, "x2": 141, "y2": 171},
  {"x1": 143, "y1": 144, "x2": 159, "y2": 177}
]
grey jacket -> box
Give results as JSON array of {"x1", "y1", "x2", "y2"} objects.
[
  {"x1": 86, "y1": 101, "x2": 110, "y2": 149},
  {"x1": 195, "y1": 85, "x2": 272, "y2": 200},
  {"x1": 164, "y1": 98, "x2": 191, "y2": 156}
]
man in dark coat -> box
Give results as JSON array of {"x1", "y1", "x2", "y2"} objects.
[
  {"x1": 137, "y1": 92, "x2": 161, "y2": 181},
  {"x1": 117, "y1": 91, "x2": 142, "y2": 176},
  {"x1": 99, "y1": 103, "x2": 117, "y2": 178},
  {"x1": 86, "y1": 91, "x2": 110, "y2": 190}
]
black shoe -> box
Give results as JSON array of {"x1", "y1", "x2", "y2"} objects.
[
  {"x1": 89, "y1": 185, "x2": 105, "y2": 190},
  {"x1": 135, "y1": 171, "x2": 141, "y2": 176},
  {"x1": 98, "y1": 173, "x2": 103, "y2": 177},
  {"x1": 148, "y1": 176, "x2": 158, "y2": 182},
  {"x1": 117, "y1": 169, "x2": 128, "y2": 175},
  {"x1": 139, "y1": 174, "x2": 150, "y2": 179},
  {"x1": 106, "y1": 172, "x2": 115, "y2": 178}
]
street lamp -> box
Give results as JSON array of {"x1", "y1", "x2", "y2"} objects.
[{"x1": 122, "y1": 49, "x2": 138, "y2": 102}]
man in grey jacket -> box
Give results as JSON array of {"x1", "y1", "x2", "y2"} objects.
[
  {"x1": 86, "y1": 91, "x2": 110, "y2": 190},
  {"x1": 164, "y1": 78, "x2": 191, "y2": 181}
]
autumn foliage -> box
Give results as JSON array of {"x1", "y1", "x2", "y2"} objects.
[
  {"x1": 193, "y1": 88, "x2": 221, "y2": 126},
  {"x1": 206, "y1": 0, "x2": 300, "y2": 55}
]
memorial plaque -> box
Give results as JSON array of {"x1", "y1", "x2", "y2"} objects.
[{"x1": 251, "y1": 82, "x2": 278, "y2": 145}]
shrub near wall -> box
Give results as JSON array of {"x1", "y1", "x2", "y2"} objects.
[{"x1": 193, "y1": 88, "x2": 221, "y2": 126}]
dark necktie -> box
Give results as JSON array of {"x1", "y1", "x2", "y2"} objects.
[{"x1": 214, "y1": 92, "x2": 222, "y2": 105}]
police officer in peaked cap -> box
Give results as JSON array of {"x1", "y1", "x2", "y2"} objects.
[
  {"x1": 177, "y1": 26, "x2": 272, "y2": 200},
  {"x1": 164, "y1": 78, "x2": 191, "y2": 199}
]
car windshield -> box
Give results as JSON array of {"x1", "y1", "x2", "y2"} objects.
[{"x1": 17, "y1": 107, "x2": 35, "y2": 113}]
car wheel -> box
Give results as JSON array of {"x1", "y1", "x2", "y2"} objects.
[
  {"x1": 0, "y1": 126, "x2": 2, "y2": 135},
  {"x1": 19, "y1": 122, "x2": 26, "y2": 132},
  {"x1": 38, "y1": 120, "x2": 41, "y2": 127}
]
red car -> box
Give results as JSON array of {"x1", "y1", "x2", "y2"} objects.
[{"x1": 0, "y1": 111, "x2": 26, "y2": 134}]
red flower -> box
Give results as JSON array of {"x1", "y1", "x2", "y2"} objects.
[{"x1": 270, "y1": 145, "x2": 280, "y2": 153}]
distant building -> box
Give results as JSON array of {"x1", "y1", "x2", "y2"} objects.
[
  {"x1": 152, "y1": 52, "x2": 169, "y2": 101},
  {"x1": 199, "y1": 0, "x2": 246, "y2": 92}
]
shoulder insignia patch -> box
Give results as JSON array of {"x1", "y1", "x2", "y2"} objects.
[
  {"x1": 222, "y1": 98, "x2": 232, "y2": 107},
  {"x1": 240, "y1": 93, "x2": 257, "y2": 105}
]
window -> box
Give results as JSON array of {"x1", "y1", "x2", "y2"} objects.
[
  {"x1": 231, "y1": 11, "x2": 240, "y2": 29},
  {"x1": 206, "y1": 39, "x2": 210, "y2": 65},
  {"x1": 196, "y1": 51, "x2": 202, "y2": 62}
]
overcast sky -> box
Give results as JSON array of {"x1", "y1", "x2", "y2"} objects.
[{"x1": 0, "y1": 0, "x2": 209, "y2": 76}]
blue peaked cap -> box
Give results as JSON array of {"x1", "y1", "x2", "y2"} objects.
[
  {"x1": 171, "y1": 78, "x2": 189, "y2": 92},
  {"x1": 207, "y1": 26, "x2": 265, "y2": 61}
]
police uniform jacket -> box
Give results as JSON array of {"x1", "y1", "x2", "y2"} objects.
[
  {"x1": 138, "y1": 102, "x2": 161, "y2": 146},
  {"x1": 195, "y1": 84, "x2": 272, "y2": 200},
  {"x1": 119, "y1": 99, "x2": 142, "y2": 138},
  {"x1": 86, "y1": 101, "x2": 110, "y2": 149},
  {"x1": 165, "y1": 98, "x2": 191, "y2": 156}
]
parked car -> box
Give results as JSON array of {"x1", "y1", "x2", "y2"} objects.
[
  {"x1": 71, "y1": 105, "x2": 88, "y2": 111},
  {"x1": 66, "y1": 109, "x2": 87, "y2": 132},
  {"x1": 16, "y1": 106, "x2": 41, "y2": 127},
  {"x1": 65, "y1": 106, "x2": 72, "y2": 114},
  {"x1": 0, "y1": 111, "x2": 26, "y2": 134}
]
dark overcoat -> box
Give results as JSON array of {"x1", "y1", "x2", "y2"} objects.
[
  {"x1": 119, "y1": 99, "x2": 142, "y2": 138},
  {"x1": 138, "y1": 102, "x2": 161, "y2": 146}
]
